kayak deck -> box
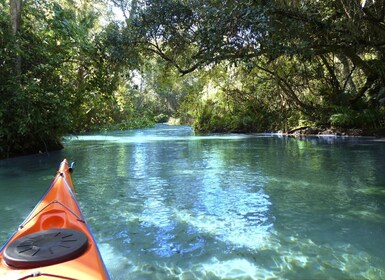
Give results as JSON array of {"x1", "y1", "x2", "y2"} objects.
[{"x1": 0, "y1": 160, "x2": 110, "y2": 279}]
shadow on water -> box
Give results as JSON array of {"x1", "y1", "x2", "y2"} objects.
[{"x1": 1, "y1": 124, "x2": 385, "y2": 279}]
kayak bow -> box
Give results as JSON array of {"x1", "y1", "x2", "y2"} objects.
[{"x1": 0, "y1": 159, "x2": 110, "y2": 279}]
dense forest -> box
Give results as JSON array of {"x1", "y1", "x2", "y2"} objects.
[{"x1": 1, "y1": 0, "x2": 385, "y2": 158}]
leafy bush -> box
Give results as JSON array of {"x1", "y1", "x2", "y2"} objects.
[
  {"x1": 329, "y1": 107, "x2": 385, "y2": 129},
  {"x1": 329, "y1": 108, "x2": 358, "y2": 128},
  {"x1": 154, "y1": 114, "x2": 169, "y2": 123}
]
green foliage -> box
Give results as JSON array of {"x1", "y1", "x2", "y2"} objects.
[
  {"x1": 330, "y1": 107, "x2": 385, "y2": 129},
  {"x1": 329, "y1": 108, "x2": 358, "y2": 128},
  {"x1": 0, "y1": 0, "x2": 130, "y2": 158},
  {"x1": 154, "y1": 114, "x2": 169, "y2": 123},
  {"x1": 3, "y1": 0, "x2": 385, "y2": 158},
  {"x1": 92, "y1": 117, "x2": 155, "y2": 131},
  {"x1": 123, "y1": 0, "x2": 385, "y2": 134}
]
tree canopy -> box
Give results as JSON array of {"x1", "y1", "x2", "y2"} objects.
[
  {"x1": 1, "y1": 0, "x2": 385, "y2": 158},
  {"x1": 122, "y1": 0, "x2": 385, "y2": 131}
]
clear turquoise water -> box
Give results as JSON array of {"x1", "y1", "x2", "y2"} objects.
[{"x1": 1, "y1": 124, "x2": 385, "y2": 279}]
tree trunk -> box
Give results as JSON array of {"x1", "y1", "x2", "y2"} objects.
[
  {"x1": 338, "y1": 54, "x2": 357, "y2": 94},
  {"x1": 10, "y1": 0, "x2": 22, "y2": 76},
  {"x1": 129, "y1": 0, "x2": 138, "y2": 20}
]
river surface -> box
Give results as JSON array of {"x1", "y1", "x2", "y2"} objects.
[{"x1": 1, "y1": 124, "x2": 385, "y2": 279}]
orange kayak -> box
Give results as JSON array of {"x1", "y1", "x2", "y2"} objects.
[{"x1": 0, "y1": 159, "x2": 110, "y2": 279}]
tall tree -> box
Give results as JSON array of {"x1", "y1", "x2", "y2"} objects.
[
  {"x1": 9, "y1": 0, "x2": 21, "y2": 34},
  {"x1": 1, "y1": 0, "x2": 129, "y2": 158},
  {"x1": 10, "y1": 0, "x2": 21, "y2": 75}
]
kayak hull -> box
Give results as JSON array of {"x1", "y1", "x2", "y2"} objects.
[{"x1": 0, "y1": 159, "x2": 110, "y2": 279}]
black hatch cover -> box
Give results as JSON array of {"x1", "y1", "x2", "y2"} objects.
[{"x1": 3, "y1": 228, "x2": 89, "y2": 269}]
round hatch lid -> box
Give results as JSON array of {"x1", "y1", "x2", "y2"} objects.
[{"x1": 3, "y1": 228, "x2": 89, "y2": 269}]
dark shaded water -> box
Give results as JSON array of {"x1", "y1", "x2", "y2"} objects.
[{"x1": 1, "y1": 124, "x2": 385, "y2": 279}]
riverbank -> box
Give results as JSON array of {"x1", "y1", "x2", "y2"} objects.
[{"x1": 286, "y1": 126, "x2": 385, "y2": 138}]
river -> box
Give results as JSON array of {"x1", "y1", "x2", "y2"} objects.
[{"x1": 1, "y1": 124, "x2": 385, "y2": 279}]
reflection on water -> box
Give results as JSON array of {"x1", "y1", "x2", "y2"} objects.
[{"x1": 1, "y1": 124, "x2": 385, "y2": 279}]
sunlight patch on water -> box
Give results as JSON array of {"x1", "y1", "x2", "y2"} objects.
[
  {"x1": 198, "y1": 257, "x2": 278, "y2": 279},
  {"x1": 65, "y1": 134, "x2": 269, "y2": 143},
  {"x1": 274, "y1": 236, "x2": 385, "y2": 280},
  {"x1": 100, "y1": 232, "x2": 385, "y2": 280},
  {"x1": 355, "y1": 186, "x2": 385, "y2": 196},
  {"x1": 347, "y1": 209, "x2": 385, "y2": 220},
  {"x1": 141, "y1": 197, "x2": 174, "y2": 229},
  {"x1": 98, "y1": 242, "x2": 132, "y2": 274},
  {"x1": 175, "y1": 209, "x2": 275, "y2": 251}
]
